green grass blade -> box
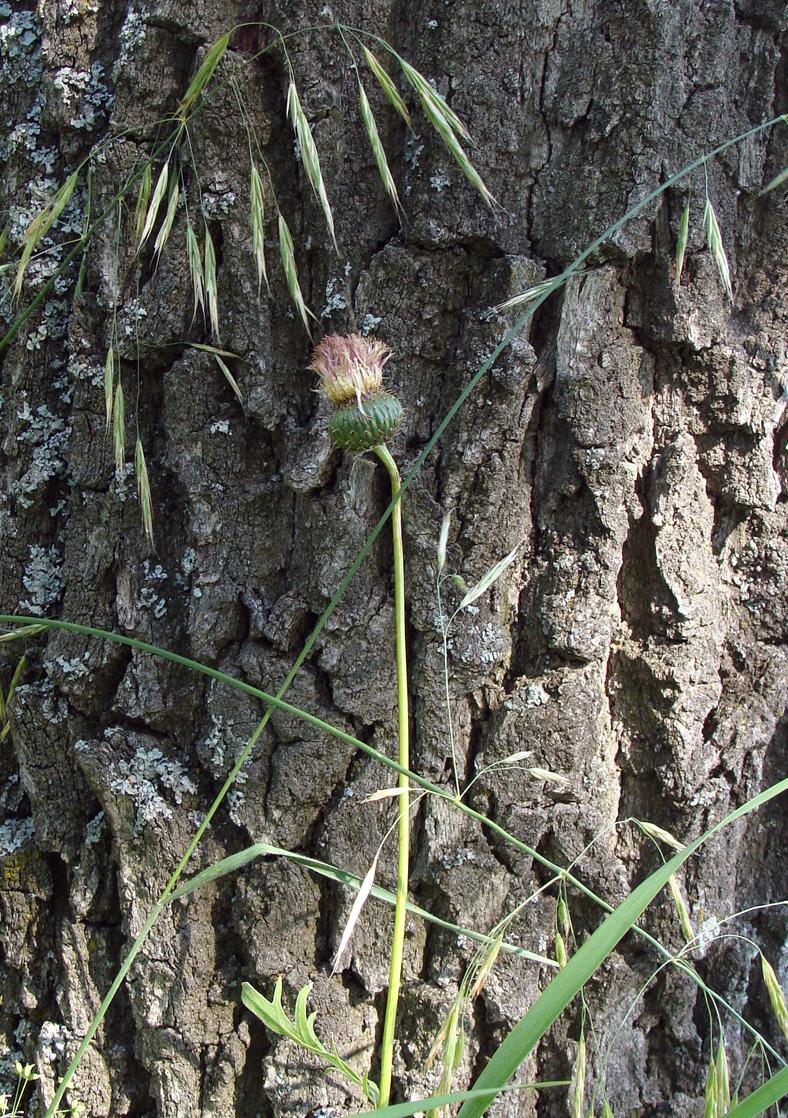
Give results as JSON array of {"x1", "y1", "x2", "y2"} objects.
[
  {"x1": 721, "y1": 1065, "x2": 788, "y2": 1117},
  {"x1": 138, "y1": 162, "x2": 169, "y2": 251},
  {"x1": 350, "y1": 1080, "x2": 569, "y2": 1117},
  {"x1": 361, "y1": 45, "x2": 413, "y2": 129},
  {"x1": 204, "y1": 225, "x2": 220, "y2": 338},
  {"x1": 703, "y1": 196, "x2": 733, "y2": 301},
  {"x1": 211, "y1": 352, "x2": 245, "y2": 409},
  {"x1": 170, "y1": 841, "x2": 555, "y2": 967},
  {"x1": 759, "y1": 165, "x2": 788, "y2": 194},
  {"x1": 455, "y1": 779, "x2": 788, "y2": 1118},
  {"x1": 674, "y1": 197, "x2": 690, "y2": 290}
]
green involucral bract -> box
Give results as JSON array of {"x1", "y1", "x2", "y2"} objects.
[{"x1": 328, "y1": 392, "x2": 403, "y2": 452}]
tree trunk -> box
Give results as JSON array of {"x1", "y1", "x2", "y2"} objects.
[{"x1": 1, "y1": 1, "x2": 786, "y2": 1116}]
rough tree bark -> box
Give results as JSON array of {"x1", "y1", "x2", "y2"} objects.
[{"x1": 1, "y1": 1, "x2": 786, "y2": 1116}]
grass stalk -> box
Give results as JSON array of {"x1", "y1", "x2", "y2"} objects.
[{"x1": 374, "y1": 444, "x2": 411, "y2": 1107}]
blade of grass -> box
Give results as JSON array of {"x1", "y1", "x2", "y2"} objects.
[
  {"x1": 358, "y1": 79, "x2": 403, "y2": 215},
  {"x1": 212, "y1": 352, "x2": 244, "y2": 409},
  {"x1": 185, "y1": 222, "x2": 205, "y2": 320},
  {"x1": 759, "y1": 165, "x2": 788, "y2": 194},
  {"x1": 570, "y1": 1031, "x2": 586, "y2": 1118},
  {"x1": 112, "y1": 381, "x2": 125, "y2": 470},
  {"x1": 169, "y1": 841, "x2": 555, "y2": 966},
  {"x1": 674, "y1": 197, "x2": 690, "y2": 290},
  {"x1": 331, "y1": 852, "x2": 379, "y2": 974},
  {"x1": 417, "y1": 93, "x2": 495, "y2": 207},
  {"x1": 104, "y1": 347, "x2": 115, "y2": 431},
  {"x1": 720, "y1": 1065, "x2": 788, "y2": 1117},
  {"x1": 454, "y1": 779, "x2": 788, "y2": 1118},
  {"x1": 278, "y1": 211, "x2": 314, "y2": 333},
  {"x1": 153, "y1": 178, "x2": 180, "y2": 257},
  {"x1": 398, "y1": 57, "x2": 470, "y2": 141},
  {"x1": 134, "y1": 437, "x2": 154, "y2": 548},
  {"x1": 187, "y1": 342, "x2": 241, "y2": 358},
  {"x1": 458, "y1": 542, "x2": 520, "y2": 610},
  {"x1": 286, "y1": 78, "x2": 338, "y2": 250},
  {"x1": 492, "y1": 276, "x2": 565, "y2": 315},
  {"x1": 13, "y1": 170, "x2": 79, "y2": 297},
  {"x1": 361, "y1": 45, "x2": 413, "y2": 128},
  {"x1": 250, "y1": 163, "x2": 269, "y2": 292},
  {"x1": 351, "y1": 1081, "x2": 570, "y2": 1118},
  {"x1": 760, "y1": 955, "x2": 788, "y2": 1040},
  {"x1": 0, "y1": 624, "x2": 46, "y2": 643},
  {"x1": 138, "y1": 162, "x2": 169, "y2": 251},
  {"x1": 0, "y1": 655, "x2": 26, "y2": 741},
  {"x1": 133, "y1": 163, "x2": 152, "y2": 244},
  {"x1": 703, "y1": 196, "x2": 733, "y2": 301},
  {"x1": 203, "y1": 225, "x2": 220, "y2": 338}
]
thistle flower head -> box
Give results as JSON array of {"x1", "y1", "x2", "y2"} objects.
[
  {"x1": 308, "y1": 333, "x2": 403, "y2": 452},
  {"x1": 308, "y1": 333, "x2": 392, "y2": 407}
]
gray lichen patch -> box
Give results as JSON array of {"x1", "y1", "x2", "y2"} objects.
[
  {"x1": 19, "y1": 544, "x2": 64, "y2": 614},
  {"x1": 76, "y1": 732, "x2": 197, "y2": 840},
  {"x1": 13, "y1": 398, "x2": 72, "y2": 508},
  {"x1": 0, "y1": 816, "x2": 35, "y2": 857}
]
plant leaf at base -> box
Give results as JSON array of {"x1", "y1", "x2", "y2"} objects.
[
  {"x1": 241, "y1": 980, "x2": 379, "y2": 1104},
  {"x1": 720, "y1": 1064, "x2": 788, "y2": 1118},
  {"x1": 454, "y1": 778, "x2": 788, "y2": 1118}
]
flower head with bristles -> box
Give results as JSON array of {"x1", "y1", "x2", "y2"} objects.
[
  {"x1": 308, "y1": 333, "x2": 403, "y2": 453},
  {"x1": 308, "y1": 333, "x2": 392, "y2": 407}
]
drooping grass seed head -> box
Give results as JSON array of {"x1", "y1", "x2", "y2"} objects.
[{"x1": 309, "y1": 333, "x2": 403, "y2": 452}]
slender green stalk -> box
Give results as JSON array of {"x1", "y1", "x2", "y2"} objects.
[{"x1": 374, "y1": 444, "x2": 410, "y2": 1107}]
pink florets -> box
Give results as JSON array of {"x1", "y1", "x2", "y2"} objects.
[{"x1": 308, "y1": 333, "x2": 392, "y2": 406}]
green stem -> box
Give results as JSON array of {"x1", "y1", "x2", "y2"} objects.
[{"x1": 374, "y1": 444, "x2": 410, "y2": 1108}]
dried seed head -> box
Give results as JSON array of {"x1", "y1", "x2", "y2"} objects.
[{"x1": 309, "y1": 333, "x2": 392, "y2": 407}]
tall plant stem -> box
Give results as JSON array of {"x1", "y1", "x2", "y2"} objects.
[{"x1": 374, "y1": 443, "x2": 410, "y2": 1108}]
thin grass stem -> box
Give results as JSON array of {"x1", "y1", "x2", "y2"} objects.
[{"x1": 437, "y1": 572, "x2": 461, "y2": 796}]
